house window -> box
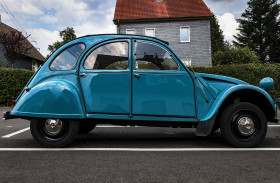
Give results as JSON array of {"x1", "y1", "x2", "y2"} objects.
[
  {"x1": 182, "y1": 59, "x2": 191, "y2": 66},
  {"x1": 126, "y1": 29, "x2": 135, "y2": 35},
  {"x1": 145, "y1": 28, "x2": 155, "y2": 37},
  {"x1": 180, "y1": 26, "x2": 190, "y2": 42},
  {"x1": 32, "y1": 61, "x2": 36, "y2": 71}
]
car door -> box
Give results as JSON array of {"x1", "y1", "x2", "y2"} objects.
[
  {"x1": 132, "y1": 40, "x2": 196, "y2": 118},
  {"x1": 79, "y1": 40, "x2": 131, "y2": 115}
]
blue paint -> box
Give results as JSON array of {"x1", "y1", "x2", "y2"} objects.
[
  {"x1": 10, "y1": 35, "x2": 276, "y2": 123},
  {"x1": 259, "y1": 77, "x2": 274, "y2": 91}
]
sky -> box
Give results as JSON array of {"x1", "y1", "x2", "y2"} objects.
[{"x1": 0, "y1": 0, "x2": 278, "y2": 57}]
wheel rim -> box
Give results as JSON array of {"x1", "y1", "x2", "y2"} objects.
[
  {"x1": 231, "y1": 112, "x2": 260, "y2": 140},
  {"x1": 237, "y1": 116, "x2": 255, "y2": 136},
  {"x1": 44, "y1": 119, "x2": 63, "y2": 136},
  {"x1": 38, "y1": 119, "x2": 68, "y2": 142}
]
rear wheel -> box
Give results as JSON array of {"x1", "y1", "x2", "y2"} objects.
[
  {"x1": 220, "y1": 102, "x2": 267, "y2": 147},
  {"x1": 30, "y1": 118, "x2": 79, "y2": 147}
]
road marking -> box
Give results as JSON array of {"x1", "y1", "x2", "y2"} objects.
[
  {"x1": 1, "y1": 148, "x2": 280, "y2": 152},
  {"x1": 6, "y1": 126, "x2": 12, "y2": 128},
  {"x1": 1, "y1": 127, "x2": 30, "y2": 138},
  {"x1": 268, "y1": 125, "x2": 280, "y2": 127}
]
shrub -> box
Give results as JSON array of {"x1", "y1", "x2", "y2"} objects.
[
  {"x1": 213, "y1": 45, "x2": 260, "y2": 66},
  {"x1": 0, "y1": 68, "x2": 34, "y2": 106},
  {"x1": 193, "y1": 63, "x2": 280, "y2": 100}
]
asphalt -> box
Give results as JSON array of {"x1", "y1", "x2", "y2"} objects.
[{"x1": 1, "y1": 107, "x2": 280, "y2": 183}]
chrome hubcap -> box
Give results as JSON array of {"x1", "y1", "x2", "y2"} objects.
[
  {"x1": 237, "y1": 117, "x2": 255, "y2": 136},
  {"x1": 44, "y1": 119, "x2": 63, "y2": 135}
]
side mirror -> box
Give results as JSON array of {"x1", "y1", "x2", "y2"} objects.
[{"x1": 259, "y1": 77, "x2": 274, "y2": 91}]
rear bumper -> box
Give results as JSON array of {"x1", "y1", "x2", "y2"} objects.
[{"x1": 3, "y1": 111, "x2": 17, "y2": 120}]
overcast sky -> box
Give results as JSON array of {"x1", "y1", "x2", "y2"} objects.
[{"x1": 0, "y1": 0, "x2": 278, "y2": 57}]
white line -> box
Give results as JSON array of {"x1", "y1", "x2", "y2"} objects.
[
  {"x1": 0, "y1": 148, "x2": 280, "y2": 152},
  {"x1": 268, "y1": 125, "x2": 280, "y2": 127},
  {"x1": 1, "y1": 127, "x2": 30, "y2": 138}
]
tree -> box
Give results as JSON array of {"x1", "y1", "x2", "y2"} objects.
[
  {"x1": 234, "y1": 0, "x2": 280, "y2": 63},
  {"x1": 47, "y1": 27, "x2": 77, "y2": 57},
  {"x1": 210, "y1": 15, "x2": 225, "y2": 55},
  {"x1": 213, "y1": 43, "x2": 260, "y2": 65},
  {"x1": 0, "y1": 30, "x2": 33, "y2": 68}
]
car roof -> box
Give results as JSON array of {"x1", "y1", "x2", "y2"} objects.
[{"x1": 75, "y1": 34, "x2": 169, "y2": 45}]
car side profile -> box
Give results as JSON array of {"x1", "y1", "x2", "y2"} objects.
[{"x1": 3, "y1": 34, "x2": 278, "y2": 147}]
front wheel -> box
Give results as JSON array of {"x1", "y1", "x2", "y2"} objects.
[
  {"x1": 30, "y1": 118, "x2": 80, "y2": 147},
  {"x1": 220, "y1": 102, "x2": 267, "y2": 147}
]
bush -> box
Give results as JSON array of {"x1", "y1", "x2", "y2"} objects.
[
  {"x1": 0, "y1": 68, "x2": 34, "y2": 106},
  {"x1": 213, "y1": 45, "x2": 260, "y2": 66},
  {"x1": 193, "y1": 63, "x2": 280, "y2": 100}
]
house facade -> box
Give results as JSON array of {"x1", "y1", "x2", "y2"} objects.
[
  {"x1": 113, "y1": 0, "x2": 213, "y2": 66},
  {"x1": 0, "y1": 22, "x2": 45, "y2": 71}
]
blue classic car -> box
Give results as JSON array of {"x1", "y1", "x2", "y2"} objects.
[{"x1": 3, "y1": 35, "x2": 278, "y2": 147}]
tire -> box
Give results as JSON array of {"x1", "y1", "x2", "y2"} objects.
[
  {"x1": 30, "y1": 118, "x2": 80, "y2": 148},
  {"x1": 220, "y1": 102, "x2": 267, "y2": 147},
  {"x1": 78, "y1": 121, "x2": 96, "y2": 134}
]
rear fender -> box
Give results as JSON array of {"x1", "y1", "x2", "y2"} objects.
[{"x1": 10, "y1": 78, "x2": 86, "y2": 119}]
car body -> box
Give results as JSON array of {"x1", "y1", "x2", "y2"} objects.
[{"x1": 3, "y1": 34, "x2": 278, "y2": 147}]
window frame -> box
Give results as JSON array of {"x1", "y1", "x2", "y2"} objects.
[
  {"x1": 134, "y1": 41, "x2": 180, "y2": 71},
  {"x1": 126, "y1": 29, "x2": 136, "y2": 35},
  {"x1": 83, "y1": 41, "x2": 130, "y2": 71},
  {"x1": 145, "y1": 28, "x2": 156, "y2": 37},
  {"x1": 180, "y1": 26, "x2": 190, "y2": 43},
  {"x1": 49, "y1": 42, "x2": 86, "y2": 71}
]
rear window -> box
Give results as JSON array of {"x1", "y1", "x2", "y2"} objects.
[{"x1": 50, "y1": 43, "x2": 85, "y2": 71}]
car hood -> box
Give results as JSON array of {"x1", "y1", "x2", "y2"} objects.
[{"x1": 195, "y1": 73, "x2": 249, "y2": 98}]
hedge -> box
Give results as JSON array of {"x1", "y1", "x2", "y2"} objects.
[
  {"x1": 0, "y1": 68, "x2": 34, "y2": 106},
  {"x1": 192, "y1": 63, "x2": 280, "y2": 100},
  {"x1": 0, "y1": 64, "x2": 280, "y2": 107}
]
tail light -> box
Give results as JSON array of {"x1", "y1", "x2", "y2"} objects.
[{"x1": 11, "y1": 100, "x2": 15, "y2": 109}]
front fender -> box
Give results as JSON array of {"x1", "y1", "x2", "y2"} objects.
[
  {"x1": 11, "y1": 78, "x2": 86, "y2": 119},
  {"x1": 201, "y1": 84, "x2": 275, "y2": 121}
]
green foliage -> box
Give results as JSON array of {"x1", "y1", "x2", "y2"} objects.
[
  {"x1": 234, "y1": 0, "x2": 280, "y2": 63},
  {"x1": 193, "y1": 63, "x2": 280, "y2": 99},
  {"x1": 0, "y1": 60, "x2": 3, "y2": 67},
  {"x1": 0, "y1": 68, "x2": 34, "y2": 106},
  {"x1": 213, "y1": 44, "x2": 260, "y2": 66},
  {"x1": 47, "y1": 27, "x2": 77, "y2": 57},
  {"x1": 210, "y1": 15, "x2": 225, "y2": 55}
]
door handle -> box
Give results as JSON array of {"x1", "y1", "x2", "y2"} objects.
[
  {"x1": 79, "y1": 73, "x2": 86, "y2": 78},
  {"x1": 134, "y1": 73, "x2": 140, "y2": 79}
]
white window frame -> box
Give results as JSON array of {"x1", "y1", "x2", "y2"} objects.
[
  {"x1": 180, "y1": 26, "x2": 190, "y2": 43},
  {"x1": 126, "y1": 29, "x2": 136, "y2": 35},
  {"x1": 145, "y1": 28, "x2": 156, "y2": 37},
  {"x1": 182, "y1": 59, "x2": 192, "y2": 66}
]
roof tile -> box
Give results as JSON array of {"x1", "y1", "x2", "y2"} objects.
[{"x1": 114, "y1": 0, "x2": 213, "y2": 22}]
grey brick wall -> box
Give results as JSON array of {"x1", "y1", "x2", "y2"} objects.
[{"x1": 119, "y1": 20, "x2": 212, "y2": 66}]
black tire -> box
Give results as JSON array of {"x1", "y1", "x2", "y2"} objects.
[
  {"x1": 78, "y1": 121, "x2": 96, "y2": 134},
  {"x1": 30, "y1": 118, "x2": 80, "y2": 148},
  {"x1": 220, "y1": 102, "x2": 267, "y2": 147}
]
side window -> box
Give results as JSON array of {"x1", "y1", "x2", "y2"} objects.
[
  {"x1": 84, "y1": 42, "x2": 129, "y2": 70},
  {"x1": 135, "y1": 42, "x2": 179, "y2": 71},
  {"x1": 50, "y1": 43, "x2": 85, "y2": 71}
]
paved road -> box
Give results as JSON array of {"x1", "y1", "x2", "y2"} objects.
[{"x1": 1, "y1": 107, "x2": 280, "y2": 182}]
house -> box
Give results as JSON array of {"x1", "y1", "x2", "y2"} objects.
[
  {"x1": 0, "y1": 21, "x2": 45, "y2": 71},
  {"x1": 113, "y1": 0, "x2": 213, "y2": 66}
]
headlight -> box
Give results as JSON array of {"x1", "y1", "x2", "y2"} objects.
[{"x1": 259, "y1": 77, "x2": 274, "y2": 91}]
